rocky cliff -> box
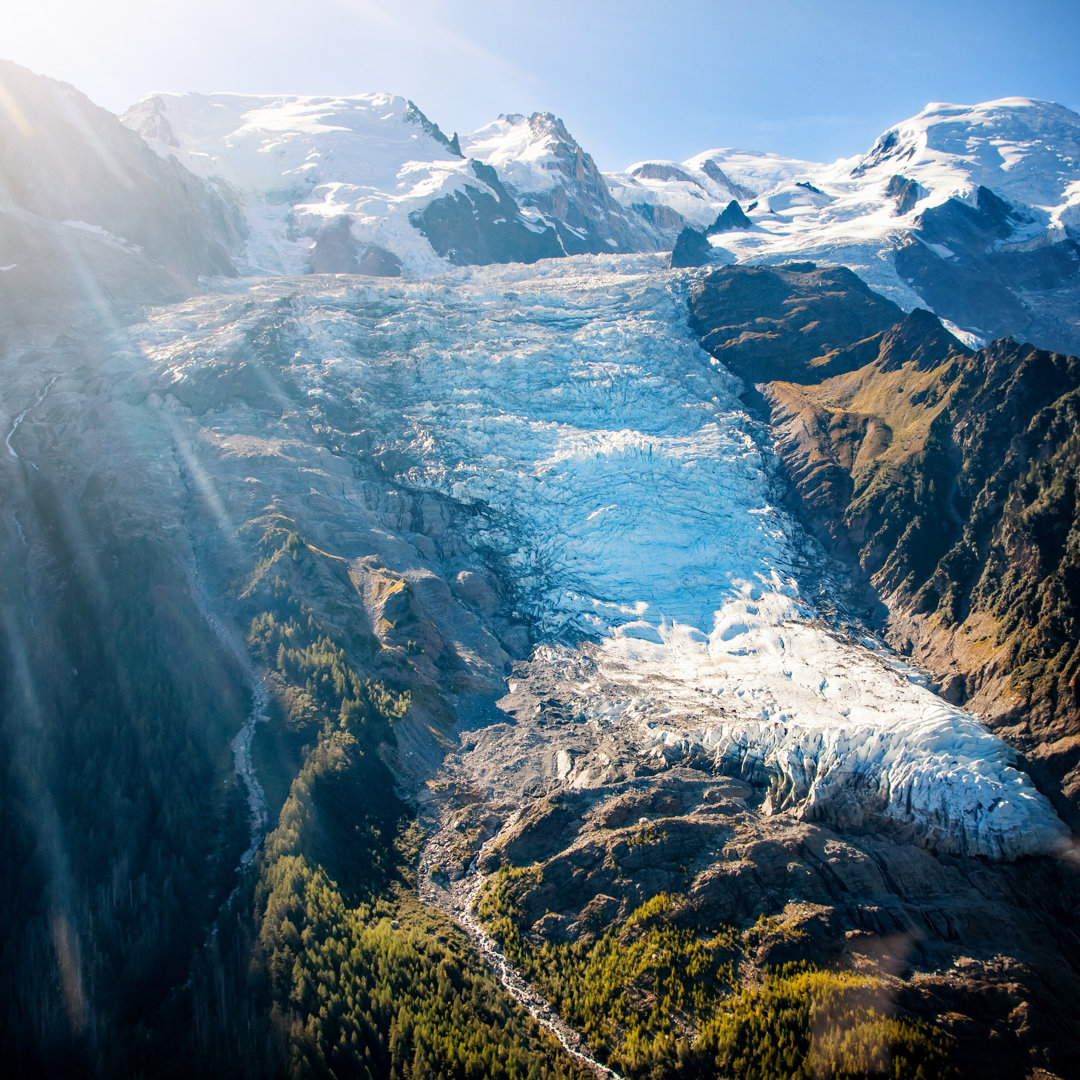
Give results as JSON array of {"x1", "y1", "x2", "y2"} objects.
[{"x1": 462, "y1": 112, "x2": 661, "y2": 256}]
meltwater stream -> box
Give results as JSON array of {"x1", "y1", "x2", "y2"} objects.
[
  {"x1": 185, "y1": 564, "x2": 270, "y2": 869},
  {"x1": 5, "y1": 374, "x2": 59, "y2": 464},
  {"x1": 431, "y1": 828, "x2": 624, "y2": 1080}
]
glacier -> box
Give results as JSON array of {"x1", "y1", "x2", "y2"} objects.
[{"x1": 148, "y1": 252, "x2": 1067, "y2": 859}]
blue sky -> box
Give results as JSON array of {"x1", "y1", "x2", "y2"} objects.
[{"x1": 5, "y1": 0, "x2": 1080, "y2": 168}]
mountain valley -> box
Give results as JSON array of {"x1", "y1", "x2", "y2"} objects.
[{"x1": 3, "y1": 58, "x2": 1080, "y2": 1080}]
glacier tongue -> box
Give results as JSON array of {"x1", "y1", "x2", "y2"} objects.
[
  {"x1": 598, "y1": 606, "x2": 1061, "y2": 860},
  {"x1": 170, "y1": 253, "x2": 1065, "y2": 859},
  {"x1": 343, "y1": 253, "x2": 1065, "y2": 859}
]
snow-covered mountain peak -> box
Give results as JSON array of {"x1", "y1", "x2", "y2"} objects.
[
  {"x1": 462, "y1": 109, "x2": 621, "y2": 202},
  {"x1": 850, "y1": 97, "x2": 1080, "y2": 209},
  {"x1": 683, "y1": 147, "x2": 821, "y2": 195},
  {"x1": 114, "y1": 80, "x2": 1080, "y2": 352},
  {"x1": 121, "y1": 90, "x2": 482, "y2": 276},
  {"x1": 606, "y1": 147, "x2": 821, "y2": 235},
  {"x1": 623, "y1": 156, "x2": 750, "y2": 201},
  {"x1": 123, "y1": 91, "x2": 462, "y2": 192},
  {"x1": 462, "y1": 111, "x2": 580, "y2": 193},
  {"x1": 462, "y1": 111, "x2": 660, "y2": 255}
]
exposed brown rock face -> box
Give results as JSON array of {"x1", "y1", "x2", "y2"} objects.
[
  {"x1": 688, "y1": 263, "x2": 904, "y2": 384},
  {"x1": 456, "y1": 766, "x2": 1080, "y2": 1078},
  {"x1": 689, "y1": 263, "x2": 1080, "y2": 826}
]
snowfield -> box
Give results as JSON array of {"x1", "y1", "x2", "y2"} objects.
[
  {"x1": 123, "y1": 91, "x2": 474, "y2": 276},
  {"x1": 151, "y1": 253, "x2": 1068, "y2": 859},
  {"x1": 124, "y1": 92, "x2": 1080, "y2": 351}
]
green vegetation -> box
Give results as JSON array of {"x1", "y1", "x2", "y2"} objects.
[
  {"x1": 477, "y1": 869, "x2": 956, "y2": 1080},
  {"x1": 252, "y1": 724, "x2": 587, "y2": 1080},
  {"x1": 692, "y1": 967, "x2": 956, "y2": 1080},
  {"x1": 0, "y1": 498, "x2": 961, "y2": 1080},
  {"x1": 237, "y1": 530, "x2": 590, "y2": 1079},
  {"x1": 0, "y1": 485, "x2": 250, "y2": 1075}
]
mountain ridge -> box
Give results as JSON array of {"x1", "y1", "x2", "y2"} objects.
[
  {"x1": 111, "y1": 72, "x2": 1080, "y2": 354},
  {"x1": 689, "y1": 262, "x2": 1080, "y2": 828}
]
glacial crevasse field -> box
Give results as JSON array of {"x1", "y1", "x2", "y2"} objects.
[{"x1": 142, "y1": 253, "x2": 1067, "y2": 860}]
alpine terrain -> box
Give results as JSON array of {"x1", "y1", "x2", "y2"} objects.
[{"x1": 3, "y1": 57, "x2": 1080, "y2": 1080}]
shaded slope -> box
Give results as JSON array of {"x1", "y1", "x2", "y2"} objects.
[{"x1": 0, "y1": 60, "x2": 240, "y2": 319}]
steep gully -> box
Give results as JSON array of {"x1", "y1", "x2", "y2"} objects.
[
  {"x1": 6, "y1": 363, "x2": 272, "y2": 872},
  {"x1": 186, "y1": 562, "x2": 270, "y2": 870},
  {"x1": 5, "y1": 374, "x2": 61, "y2": 551},
  {"x1": 419, "y1": 815, "x2": 624, "y2": 1080}
]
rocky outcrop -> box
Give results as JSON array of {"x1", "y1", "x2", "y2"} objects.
[
  {"x1": 687, "y1": 262, "x2": 904, "y2": 383},
  {"x1": 669, "y1": 226, "x2": 712, "y2": 268},
  {"x1": 404, "y1": 98, "x2": 464, "y2": 157},
  {"x1": 409, "y1": 160, "x2": 564, "y2": 265},
  {"x1": 306, "y1": 216, "x2": 402, "y2": 276},
  {"x1": 706, "y1": 199, "x2": 752, "y2": 233},
  {"x1": 886, "y1": 174, "x2": 926, "y2": 215},
  {"x1": 894, "y1": 185, "x2": 1080, "y2": 350}
]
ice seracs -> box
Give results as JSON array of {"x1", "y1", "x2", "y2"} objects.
[{"x1": 607, "y1": 592, "x2": 1064, "y2": 860}]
